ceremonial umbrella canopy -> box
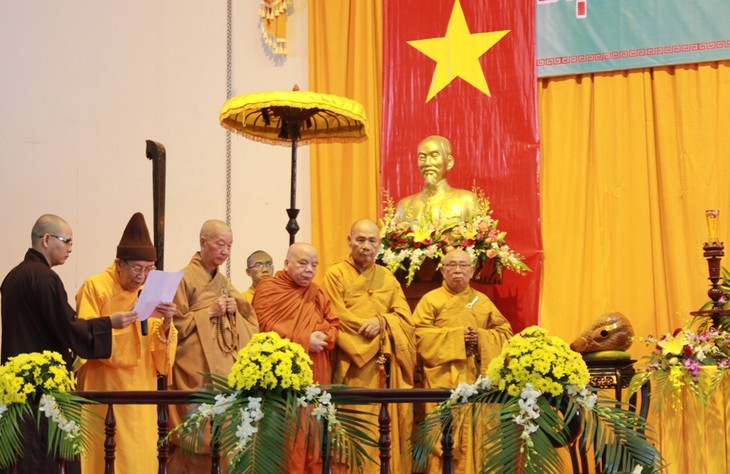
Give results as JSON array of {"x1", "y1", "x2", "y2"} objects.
[{"x1": 220, "y1": 86, "x2": 369, "y2": 244}]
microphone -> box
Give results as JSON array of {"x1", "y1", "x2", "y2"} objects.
[{"x1": 138, "y1": 289, "x2": 148, "y2": 336}]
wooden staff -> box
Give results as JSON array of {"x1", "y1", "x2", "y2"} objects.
[
  {"x1": 145, "y1": 140, "x2": 166, "y2": 270},
  {"x1": 145, "y1": 139, "x2": 171, "y2": 473}
]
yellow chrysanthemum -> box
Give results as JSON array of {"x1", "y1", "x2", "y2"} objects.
[
  {"x1": 486, "y1": 326, "x2": 590, "y2": 398},
  {"x1": 228, "y1": 332, "x2": 314, "y2": 392},
  {"x1": 0, "y1": 351, "x2": 75, "y2": 406}
]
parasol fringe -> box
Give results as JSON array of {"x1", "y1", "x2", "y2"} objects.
[
  {"x1": 221, "y1": 97, "x2": 368, "y2": 131},
  {"x1": 222, "y1": 121, "x2": 369, "y2": 148}
]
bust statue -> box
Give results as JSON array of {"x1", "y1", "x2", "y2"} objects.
[{"x1": 394, "y1": 135, "x2": 479, "y2": 229}]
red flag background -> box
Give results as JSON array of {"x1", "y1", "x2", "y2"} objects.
[{"x1": 381, "y1": 0, "x2": 540, "y2": 331}]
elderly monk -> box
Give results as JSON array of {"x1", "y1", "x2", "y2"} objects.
[
  {"x1": 395, "y1": 135, "x2": 480, "y2": 230},
  {"x1": 323, "y1": 219, "x2": 416, "y2": 474},
  {"x1": 413, "y1": 249, "x2": 513, "y2": 474},
  {"x1": 76, "y1": 212, "x2": 178, "y2": 474},
  {"x1": 253, "y1": 242, "x2": 339, "y2": 474},
  {"x1": 242, "y1": 249, "x2": 274, "y2": 303},
  {"x1": 168, "y1": 219, "x2": 258, "y2": 474},
  {"x1": 0, "y1": 214, "x2": 137, "y2": 474}
]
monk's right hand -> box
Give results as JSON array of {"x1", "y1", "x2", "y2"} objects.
[
  {"x1": 109, "y1": 311, "x2": 137, "y2": 329},
  {"x1": 464, "y1": 326, "x2": 477, "y2": 347},
  {"x1": 358, "y1": 317, "x2": 381, "y2": 339},
  {"x1": 210, "y1": 296, "x2": 235, "y2": 319},
  {"x1": 309, "y1": 331, "x2": 328, "y2": 353}
]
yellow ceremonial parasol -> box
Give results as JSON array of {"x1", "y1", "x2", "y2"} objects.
[{"x1": 220, "y1": 86, "x2": 368, "y2": 244}]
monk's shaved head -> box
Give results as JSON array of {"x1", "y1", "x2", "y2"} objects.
[
  {"x1": 285, "y1": 242, "x2": 318, "y2": 287},
  {"x1": 199, "y1": 219, "x2": 233, "y2": 272},
  {"x1": 30, "y1": 214, "x2": 74, "y2": 267},
  {"x1": 441, "y1": 248, "x2": 471, "y2": 265},
  {"x1": 287, "y1": 242, "x2": 316, "y2": 260},
  {"x1": 31, "y1": 214, "x2": 69, "y2": 245},
  {"x1": 440, "y1": 248, "x2": 474, "y2": 293},
  {"x1": 247, "y1": 250, "x2": 272, "y2": 268},
  {"x1": 200, "y1": 219, "x2": 231, "y2": 240},
  {"x1": 348, "y1": 219, "x2": 380, "y2": 270},
  {"x1": 350, "y1": 218, "x2": 379, "y2": 236}
]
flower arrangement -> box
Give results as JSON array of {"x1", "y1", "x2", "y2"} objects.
[
  {"x1": 412, "y1": 327, "x2": 663, "y2": 474},
  {"x1": 628, "y1": 325, "x2": 730, "y2": 410},
  {"x1": 377, "y1": 187, "x2": 530, "y2": 285},
  {"x1": 0, "y1": 351, "x2": 96, "y2": 468},
  {"x1": 171, "y1": 332, "x2": 376, "y2": 473}
]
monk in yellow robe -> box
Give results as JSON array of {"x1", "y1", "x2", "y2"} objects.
[
  {"x1": 413, "y1": 249, "x2": 513, "y2": 474},
  {"x1": 323, "y1": 219, "x2": 416, "y2": 474},
  {"x1": 253, "y1": 242, "x2": 339, "y2": 474},
  {"x1": 242, "y1": 250, "x2": 274, "y2": 303},
  {"x1": 76, "y1": 212, "x2": 178, "y2": 474},
  {"x1": 168, "y1": 220, "x2": 258, "y2": 474}
]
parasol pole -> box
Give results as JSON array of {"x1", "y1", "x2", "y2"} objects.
[{"x1": 285, "y1": 134, "x2": 300, "y2": 245}]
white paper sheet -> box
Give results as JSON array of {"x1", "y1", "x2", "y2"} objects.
[{"x1": 133, "y1": 270, "x2": 184, "y2": 321}]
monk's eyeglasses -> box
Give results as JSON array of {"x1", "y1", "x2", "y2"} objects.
[
  {"x1": 442, "y1": 262, "x2": 471, "y2": 270},
  {"x1": 124, "y1": 261, "x2": 156, "y2": 275},
  {"x1": 248, "y1": 262, "x2": 273, "y2": 269},
  {"x1": 49, "y1": 234, "x2": 73, "y2": 245}
]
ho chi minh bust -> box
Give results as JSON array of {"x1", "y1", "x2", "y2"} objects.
[{"x1": 394, "y1": 135, "x2": 479, "y2": 230}]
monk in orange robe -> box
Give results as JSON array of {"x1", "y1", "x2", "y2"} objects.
[{"x1": 252, "y1": 242, "x2": 340, "y2": 473}]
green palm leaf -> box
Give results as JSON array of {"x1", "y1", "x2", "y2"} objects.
[
  {"x1": 173, "y1": 376, "x2": 380, "y2": 474},
  {"x1": 578, "y1": 394, "x2": 663, "y2": 473},
  {"x1": 44, "y1": 391, "x2": 103, "y2": 460},
  {"x1": 0, "y1": 403, "x2": 29, "y2": 469}
]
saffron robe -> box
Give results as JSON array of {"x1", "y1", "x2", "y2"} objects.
[
  {"x1": 168, "y1": 252, "x2": 258, "y2": 473},
  {"x1": 76, "y1": 262, "x2": 179, "y2": 474},
  {"x1": 253, "y1": 270, "x2": 339, "y2": 474},
  {"x1": 323, "y1": 258, "x2": 416, "y2": 474},
  {"x1": 0, "y1": 249, "x2": 112, "y2": 474},
  {"x1": 243, "y1": 286, "x2": 255, "y2": 303},
  {"x1": 413, "y1": 283, "x2": 513, "y2": 474}
]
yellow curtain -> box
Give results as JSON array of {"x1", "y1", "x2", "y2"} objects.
[
  {"x1": 308, "y1": 0, "x2": 382, "y2": 279},
  {"x1": 539, "y1": 61, "x2": 730, "y2": 470}
]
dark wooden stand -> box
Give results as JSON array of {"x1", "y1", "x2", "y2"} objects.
[{"x1": 569, "y1": 357, "x2": 651, "y2": 474}]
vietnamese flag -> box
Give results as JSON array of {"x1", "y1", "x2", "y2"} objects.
[{"x1": 381, "y1": 0, "x2": 540, "y2": 331}]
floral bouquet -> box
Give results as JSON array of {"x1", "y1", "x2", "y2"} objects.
[
  {"x1": 412, "y1": 327, "x2": 663, "y2": 474},
  {"x1": 377, "y1": 187, "x2": 530, "y2": 285},
  {"x1": 628, "y1": 325, "x2": 730, "y2": 410},
  {"x1": 171, "y1": 332, "x2": 376, "y2": 473},
  {"x1": 0, "y1": 351, "x2": 96, "y2": 468}
]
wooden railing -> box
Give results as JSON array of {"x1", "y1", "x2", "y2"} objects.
[{"x1": 65, "y1": 388, "x2": 452, "y2": 474}]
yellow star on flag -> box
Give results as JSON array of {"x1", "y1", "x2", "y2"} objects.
[{"x1": 407, "y1": 0, "x2": 510, "y2": 102}]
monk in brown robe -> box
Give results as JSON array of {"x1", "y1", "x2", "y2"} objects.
[
  {"x1": 168, "y1": 219, "x2": 258, "y2": 474},
  {"x1": 253, "y1": 242, "x2": 339, "y2": 473}
]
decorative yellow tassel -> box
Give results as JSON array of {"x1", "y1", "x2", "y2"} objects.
[{"x1": 259, "y1": 0, "x2": 292, "y2": 56}]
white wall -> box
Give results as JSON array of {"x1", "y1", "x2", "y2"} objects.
[{"x1": 0, "y1": 1, "x2": 310, "y2": 301}]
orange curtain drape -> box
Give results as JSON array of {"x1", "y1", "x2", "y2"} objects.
[
  {"x1": 309, "y1": 2, "x2": 730, "y2": 469},
  {"x1": 308, "y1": 0, "x2": 382, "y2": 279},
  {"x1": 539, "y1": 61, "x2": 730, "y2": 471},
  {"x1": 538, "y1": 62, "x2": 730, "y2": 348}
]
